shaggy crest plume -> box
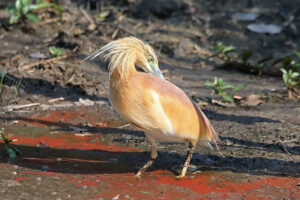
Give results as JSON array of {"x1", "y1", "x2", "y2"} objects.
[{"x1": 83, "y1": 37, "x2": 157, "y2": 80}]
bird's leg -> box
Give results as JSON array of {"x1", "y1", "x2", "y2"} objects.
[
  {"x1": 135, "y1": 136, "x2": 157, "y2": 178},
  {"x1": 176, "y1": 141, "x2": 195, "y2": 179}
]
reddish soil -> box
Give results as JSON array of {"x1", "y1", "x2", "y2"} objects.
[{"x1": 0, "y1": 0, "x2": 299, "y2": 199}]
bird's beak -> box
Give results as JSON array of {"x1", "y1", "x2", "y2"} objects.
[{"x1": 149, "y1": 63, "x2": 165, "y2": 79}]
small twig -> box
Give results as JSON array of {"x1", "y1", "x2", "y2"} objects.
[
  {"x1": 2, "y1": 103, "x2": 41, "y2": 112},
  {"x1": 80, "y1": 6, "x2": 95, "y2": 25},
  {"x1": 21, "y1": 55, "x2": 68, "y2": 71},
  {"x1": 278, "y1": 140, "x2": 291, "y2": 155},
  {"x1": 48, "y1": 96, "x2": 74, "y2": 103},
  {"x1": 118, "y1": 124, "x2": 130, "y2": 129},
  {"x1": 111, "y1": 28, "x2": 119, "y2": 39},
  {"x1": 48, "y1": 97, "x2": 65, "y2": 103},
  {"x1": 80, "y1": 6, "x2": 96, "y2": 31}
]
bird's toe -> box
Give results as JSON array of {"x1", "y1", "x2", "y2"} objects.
[{"x1": 175, "y1": 174, "x2": 186, "y2": 179}]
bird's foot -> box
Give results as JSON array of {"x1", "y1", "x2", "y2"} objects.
[
  {"x1": 134, "y1": 172, "x2": 142, "y2": 179},
  {"x1": 175, "y1": 174, "x2": 186, "y2": 179}
]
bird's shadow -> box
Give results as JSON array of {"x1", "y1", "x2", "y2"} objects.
[
  {"x1": 0, "y1": 142, "x2": 299, "y2": 177},
  {"x1": 203, "y1": 109, "x2": 280, "y2": 124},
  {"x1": 0, "y1": 116, "x2": 299, "y2": 177}
]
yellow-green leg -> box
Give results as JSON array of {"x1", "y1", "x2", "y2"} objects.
[
  {"x1": 176, "y1": 141, "x2": 195, "y2": 179},
  {"x1": 135, "y1": 135, "x2": 157, "y2": 178}
]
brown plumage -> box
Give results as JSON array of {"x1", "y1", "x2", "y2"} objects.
[{"x1": 84, "y1": 37, "x2": 220, "y2": 178}]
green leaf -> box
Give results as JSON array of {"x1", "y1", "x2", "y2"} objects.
[
  {"x1": 221, "y1": 85, "x2": 235, "y2": 90},
  {"x1": 1, "y1": 134, "x2": 14, "y2": 145},
  {"x1": 291, "y1": 72, "x2": 299, "y2": 78},
  {"x1": 21, "y1": 0, "x2": 32, "y2": 13},
  {"x1": 223, "y1": 46, "x2": 236, "y2": 54},
  {"x1": 290, "y1": 81, "x2": 298, "y2": 85},
  {"x1": 280, "y1": 68, "x2": 287, "y2": 74},
  {"x1": 283, "y1": 74, "x2": 288, "y2": 84},
  {"x1": 53, "y1": 4, "x2": 62, "y2": 15},
  {"x1": 9, "y1": 15, "x2": 20, "y2": 24},
  {"x1": 222, "y1": 94, "x2": 234, "y2": 102},
  {"x1": 232, "y1": 83, "x2": 247, "y2": 92},
  {"x1": 22, "y1": 0, "x2": 32, "y2": 5},
  {"x1": 6, "y1": 6, "x2": 16, "y2": 14},
  {"x1": 204, "y1": 82, "x2": 214, "y2": 89},
  {"x1": 213, "y1": 77, "x2": 219, "y2": 85},
  {"x1": 215, "y1": 42, "x2": 224, "y2": 52},
  {"x1": 1, "y1": 134, "x2": 7, "y2": 142},
  {"x1": 34, "y1": 3, "x2": 53, "y2": 10},
  {"x1": 37, "y1": 0, "x2": 46, "y2": 4},
  {"x1": 49, "y1": 46, "x2": 63, "y2": 57},
  {"x1": 294, "y1": 51, "x2": 300, "y2": 58},
  {"x1": 26, "y1": 13, "x2": 40, "y2": 22},
  {"x1": 291, "y1": 62, "x2": 300, "y2": 68},
  {"x1": 16, "y1": 0, "x2": 22, "y2": 11}
]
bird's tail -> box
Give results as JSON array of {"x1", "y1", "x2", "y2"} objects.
[{"x1": 192, "y1": 101, "x2": 221, "y2": 154}]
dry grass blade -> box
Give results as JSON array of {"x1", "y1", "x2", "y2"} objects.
[
  {"x1": 21, "y1": 55, "x2": 68, "y2": 71},
  {"x1": 2, "y1": 103, "x2": 41, "y2": 112}
]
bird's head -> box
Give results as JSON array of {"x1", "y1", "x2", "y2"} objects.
[
  {"x1": 133, "y1": 40, "x2": 164, "y2": 78},
  {"x1": 83, "y1": 37, "x2": 164, "y2": 79}
]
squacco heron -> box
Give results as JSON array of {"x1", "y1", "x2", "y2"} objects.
[{"x1": 84, "y1": 37, "x2": 220, "y2": 178}]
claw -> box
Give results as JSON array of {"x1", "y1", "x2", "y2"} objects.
[
  {"x1": 134, "y1": 172, "x2": 142, "y2": 179},
  {"x1": 175, "y1": 174, "x2": 186, "y2": 179}
]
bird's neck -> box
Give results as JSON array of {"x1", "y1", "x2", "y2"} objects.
[{"x1": 109, "y1": 63, "x2": 136, "y2": 88}]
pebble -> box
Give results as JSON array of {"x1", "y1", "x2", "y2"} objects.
[
  {"x1": 41, "y1": 165, "x2": 50, "y2": 171},
  {"x1": 187, "y1": 164, "x2": 198, "y2": 172},
  {"x1": 122, "y1": 134, "x2": 133, "y2": 140},
  {"x1": 109, "y1": 158, "x2": 118, "y2": 163}
]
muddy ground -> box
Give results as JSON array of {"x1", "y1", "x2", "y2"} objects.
[{"x1": 0, "y1": 0, "x2": 299, "y2": 199}]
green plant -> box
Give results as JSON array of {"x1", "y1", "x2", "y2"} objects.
[
  {"x1": 48, "y1": 46, "x2": 64, "y2": 57},
  {"x1": 273, "y1": 51, "x2": 300, "y2": 72},
  {"x1": 210, "y1": 42, "x2": 236, "y2": 62},
  {"x1": 280, "y1": 68, "x2": 299, "y2": 88},
  {"x1": 210, "y1": 41, "x2": 282, "y2": 76},
  {"x1": 6, "y1": 0, "x2": 61, "y2": 24},
  {"x1": 1, "y1": 133, "x2": 20, "y2": 159},
  {"x1": 205, "y1": 77, "x2": 246, "y2": 102},
  {"x1": 14, "y1": 78, "x2": 22, "y2": 98},
  {"x1": 0, "y1": 71, "x2": 5, "y2": 93},
  {"x1": 96, "y1": 10, "x2": 110, "y2": 22},
  {"x1": 290, "y1": 51, "x2": 300, "y2": 70}
]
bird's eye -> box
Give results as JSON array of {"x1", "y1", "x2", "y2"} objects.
[{"x1": 148, "y1": 57, "x2": 154, "y2": 63}]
